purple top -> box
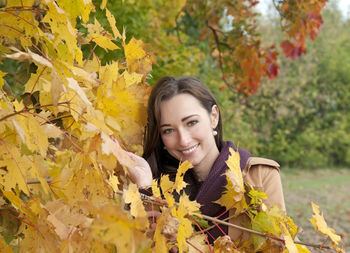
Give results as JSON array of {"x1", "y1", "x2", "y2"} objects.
[{"x1": 195, "y1": 141, "x2": 251, "y2": 243}]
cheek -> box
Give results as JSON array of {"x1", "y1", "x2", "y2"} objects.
[{"x1": 161, "y1": 135, "x2": 175, "y2": 148}]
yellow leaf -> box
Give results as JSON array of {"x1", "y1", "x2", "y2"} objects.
[
  {"x1": 281, "y1": 223, "x2": 298, "y2": 253},
  {"x1": 151, "y1": 179, "x2": 161, "y2": 198},
  {"x1": 122, "y1": 71, "x2": 143, "y2": 87},
  {"x1": 108, "y1": 174, "x2": 119, "y2": 192},
  {"x1": 51, "y1": 70, "x2": 65, "y2": 106},
  {"x1": 226, "y1": 147, "x2": 244, "y2": 191},
  {"x1": 4, "y1": 49, "x2": 53, "y2": 68},
  {"x1": 160, "y1": 174, "x2": 175, "y2": 207},
  {"x1": 42, "y1": 124, "x2": 63, "y2": 139},
  {"x1": 296, "y1": 244, "x2": 311, "y2": 253},
  {"x1": 100, "y1": 132, "x2": 138, "y2": 169},
  {"x1": 309, "y1": 202, "x2": 341, "y2": 244},
  {"x1": 92, "y1": 34, "x2": 119, "y2": 50},
  {"x1": 124, "y1": 37, "x2": 146, "y2": 71},
  {"x1": 66, "y1": 77, "x2": 92, "y2": 106},
  {"x1": 123, "y1": 183, "x2": 148, "y2": 219},
  {"x1": 174, "y1": 194, "x2": 201, "y2": 218},
  {"x1": 99, "y1": 62, "x2": 119, "y2": 89},
  {"x1": 187, "y1": 234, "x2": 210, "y2": 253},
  {"x1": 153, "y1": 207, "x2": 171, "y2": 253},
  {"x1": 100, "y1": 0, "x2": 108, "y2": 10},
  {"x1": 213, "y1": 235, "x2": 237, "y2": 253},
  {"x1": 96, "y1": 78, "x2": 150, "y2": 148},
  {"x1": 215, "y1": 148, "x2": 247, "y2": 214},
  {"x1": 24, "y1": 66, "x2": 50, "y2": 94},
  {"x1": 105, "y1": 116, "x2": 121, "y2": 132},
  {"x1": 172, "y1": 195, "x2": 200, "y2": 253},
  {"x1": 177, "y1": 218, "x2": 194, "y2": 253},
  {"x1": 14, "y1": 114, "x2": 49, "y2": 156},
  {"x1": 106, "y1": 9, "x2": 122, "y2": 39},
  {"x1": 174, "y1": 160, "x2": 192, "y2": 193}
]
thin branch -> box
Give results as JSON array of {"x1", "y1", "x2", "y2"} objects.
[
  {"x1": 0, "y1": 6, "x2": 47, "y2": 14},
  {"x1": 208, "y1": 25, "x2": 230, "y2": 87},
  {"x1": 0, "y1": 102, "x2": 70, "y2": 122},
  {"x1": 83, "y1": 44, "x2": 98, "y2": 68}
]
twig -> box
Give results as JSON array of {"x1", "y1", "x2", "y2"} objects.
[
  {"x1": 0, "y1": 102, "x2": 70, "y2": 122},
  {"x1": 83, "y1": 44, "x2": 98, "y2": 68},
  {"x1": 208, "y1": 25, "x2": 230, "y2": 87}
]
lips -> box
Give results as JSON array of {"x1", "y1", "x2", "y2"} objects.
[{"x1": 181, "y1": 144, "x2": 199, "y2": 155}]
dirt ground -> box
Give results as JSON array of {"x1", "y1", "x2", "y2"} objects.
[{"x1": 281, "y1": 168, "x2": 350, "y2": 252}]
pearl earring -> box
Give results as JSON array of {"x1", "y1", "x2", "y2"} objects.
[
  {"x1": 213, "y1": 130, "x2": 218, "y2": 136},
  {"x1": 163, "y1": 146, "x2": 167, "y2": 150}
]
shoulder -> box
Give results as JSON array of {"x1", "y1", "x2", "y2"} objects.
[
  {"x1": 244, "y1": 157, "x2": 280, "y2": 173},
  {"x1": 242, "y1": 157, "x2": 281, "y2": 188}
]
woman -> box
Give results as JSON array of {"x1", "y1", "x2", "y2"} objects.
[{"x1": 126, "y1": 76, "x2": 285, "y2": 243}]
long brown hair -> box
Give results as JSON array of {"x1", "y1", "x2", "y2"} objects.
[{"x1": 143, "y1": 76, "x2": 223, "y2": 179}]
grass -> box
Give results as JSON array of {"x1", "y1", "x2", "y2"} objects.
[{"x1": 281, "y1": 168, "x2": 350, "y2": 252}]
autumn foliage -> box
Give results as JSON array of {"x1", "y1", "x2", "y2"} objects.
[{"x1": 0, "y1": 0, "x2": 344, "y2": 252}]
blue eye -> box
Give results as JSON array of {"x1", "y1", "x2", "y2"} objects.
[{"x1": 187, "y1": 120, "x2": 198, "y2": 126}]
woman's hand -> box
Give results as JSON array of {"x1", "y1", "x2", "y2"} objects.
[
  {"x1": 125, "y1": 151, "x2": 153, "y2": 188},
  {"x1": 109, "y1": 136, "x2": 152, "y2": 188}
]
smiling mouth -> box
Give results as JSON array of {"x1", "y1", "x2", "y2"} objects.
[{"x1": 181, "y1": 144, "x2": 199, "y2": 155}]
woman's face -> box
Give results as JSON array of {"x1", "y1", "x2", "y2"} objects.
[{"x1": 159, "y1": 93, "x2": 219, "y2": 171}]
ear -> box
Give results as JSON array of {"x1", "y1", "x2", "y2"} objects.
[{"x1": 210, "y1": 105, "x2": 219, "y2": 129}]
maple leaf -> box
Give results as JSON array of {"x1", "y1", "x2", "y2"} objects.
[
  {"x1": 281, "y1": 222, "x2": 299, "y2": 253},
  {"x1": 309, "y1": 202, "x2": 341, "y2": 245},
  {"x1": 213, "y1": 235, "x2": 238, "y2": 253},
  {"x1": 106, "y1": 9, "x2": 122, "y2": 39},
  {"x1": 96, "y1": 74, "x2": 151, "y2": 149},
  {"x1": 172, "y1": 194, "x2": 201, "y2": 253},
  {"x1": 101, "y1": 132, "x2": 137, "y2": 169},
  {"x1": 123, "y1": 183, "x2": 148, "y2": 219},
  {"x1": 124, "y1": 37, "x2": 149, "y2": 73},
  {"x1": 215, "y1": 147, "x2": 247, "y2": 214},
  {"x1": 280, "y1": 40, "x2": 305, "y2": 60},
  {"x1": 151, "y1": 179, "x2": 162, "y2": 198},
  {"x1": 174, "y1": 160, "x2": 192, "y2": 193},
  {"x1": 4, "y1": 48, "x2": 53, "y2": 69},
  {"x1": 91, "y1": 34, "x2": 119, "y2": 50},
  {"x1": 187, "y1": 234, "x2": 210, "y2": 253},
  {"x1": 153, "y1": 207, "x2": 172, "y2": 253},
  {"x1": 160, "y1": 174, "x2": 176, "y2": 207}
]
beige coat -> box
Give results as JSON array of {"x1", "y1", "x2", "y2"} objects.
[{"x1": 228, "y1": 157, "x2": 286, "y2": 241}]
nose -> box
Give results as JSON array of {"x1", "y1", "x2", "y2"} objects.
[{"x1": 178, "y1": 128, "x2": 191, "y2": 147}]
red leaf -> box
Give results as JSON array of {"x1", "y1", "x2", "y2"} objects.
[
  {"x1": 280, "y1": 40, "x2": 305, "y2": 60},
  {"x1": 267, "y1": 63, "x2": 278, "y2": 79}
]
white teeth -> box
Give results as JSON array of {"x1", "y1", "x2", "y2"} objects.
[{"x1": 182, "y1": 144, "x2": 198, "y2": 154}]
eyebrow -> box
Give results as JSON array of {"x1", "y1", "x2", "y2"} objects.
[{"x1": 160, "y1": 114, "x2": 199, "y2": 128}]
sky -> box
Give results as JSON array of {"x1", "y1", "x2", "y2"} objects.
[{"x1": 258, "y1": 0, "x2": 350, "y2": 17}]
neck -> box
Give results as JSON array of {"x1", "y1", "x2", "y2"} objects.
[{"x1": 193, "y1": 146, "x2": 220, "y2": 182}]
